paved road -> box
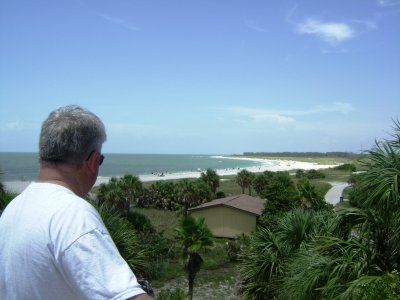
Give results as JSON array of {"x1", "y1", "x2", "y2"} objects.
[{"x1": 324, "y1": 182, "x2": 350, "y2": 205}]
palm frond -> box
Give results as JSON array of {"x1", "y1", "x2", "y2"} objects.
[
  {"x1": 338, "y1": 271, "x2": 400, "y2": 300},
  {"x1": 97, "y1": 204, "x2": 150, "y2": 278}
]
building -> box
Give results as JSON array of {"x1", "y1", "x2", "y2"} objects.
[{"x1": 189, "y1": 194, "x2": 265, "y2": 238}]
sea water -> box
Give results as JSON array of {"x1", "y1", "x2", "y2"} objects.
[{"x1": 0, "y1": 152, "x2": 271, "y2": 181}]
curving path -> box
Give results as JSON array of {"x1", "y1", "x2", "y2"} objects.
[{"x1": 324, "y1": 182, "x2": 350, "y2": 205}]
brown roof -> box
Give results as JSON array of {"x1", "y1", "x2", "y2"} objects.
[{"x1": 189, "y1": 194, "x2": 265, "y2": 216}]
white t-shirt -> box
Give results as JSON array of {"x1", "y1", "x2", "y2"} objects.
[{"x1": 0, "y1": 182, "x2": 146, "y2": 300}]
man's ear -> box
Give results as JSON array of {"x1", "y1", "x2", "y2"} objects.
[{"x1": 86, "y1": 151, "x2": 99, "y2": 174}]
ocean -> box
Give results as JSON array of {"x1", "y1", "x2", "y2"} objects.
[{"x1": 0, "y1": 152, "x2": 274, "y2": 182}]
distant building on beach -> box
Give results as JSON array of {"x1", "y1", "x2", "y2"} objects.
[{"x1": 189, "y1": 194, "x2": 265, "y2": 238}]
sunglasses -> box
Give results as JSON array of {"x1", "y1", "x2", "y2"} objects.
[{"x1": 86, "y1": 150, "x2": 105, "y2": 166}]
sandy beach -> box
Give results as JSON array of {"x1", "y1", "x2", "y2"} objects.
[{"x1": 3, "y1": 158, "x2": 339, "y2": 194}]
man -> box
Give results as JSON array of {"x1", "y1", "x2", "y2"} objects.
[{"x1": 0, "y1": 105, "x2": 151, "y2": 300}]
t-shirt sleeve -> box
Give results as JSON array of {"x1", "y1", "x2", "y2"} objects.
[{"x1": 59, "y1": 228, "x2": 146, "y2": 300}]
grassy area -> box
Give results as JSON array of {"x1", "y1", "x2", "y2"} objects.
[
  {"x1": 134, "y1": 207, "x2": 240, "y2": 298},
  {"x1": 134, "y1": 161, "x2": 356, "y2": 298},
  {"x1": 218, "y1": 176, "x2": 243, "y2": 196},
  {"x1": 318, "y1": 168, "x2": 352, "y2": 182},
  {"x1": 140, "y1": 164, "x2": 353, "y2": 201},
  {"x1": 151, "y1": 237, "x2": 241, "y2": 299},
  {"x1": 233, "y1": 155, "x2": 354, "y2": 165},
  {"x1": 133, "y1": 208, "x2": 179, "y2": 238},
  {"x1": 152, "y1": 263, "x2": 240, "y2": 299},
  {"x1": 105, "y1": 156, "x2": 357, "y2": 200},
  {"x1": 98, "y1": 157, "x2": 356, "y2": 296},
  {"x1": 334, "y1": 199, "x2": 353, "y2": 213}
]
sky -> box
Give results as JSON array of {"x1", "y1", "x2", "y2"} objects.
[{"x1": 0, "y1": 0, "x2": 399, "y2": 155}]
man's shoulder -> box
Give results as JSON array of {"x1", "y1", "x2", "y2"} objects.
[
  {"x1": 29, "y1": 182, "x2": 97, "y2": 212},
  {"x1": 47, "y1": 187, "x2": 106, "y2": 255}
]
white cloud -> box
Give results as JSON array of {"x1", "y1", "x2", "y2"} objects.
[
  {"x1": 3, "y1": 121, "x2": 21, "y2": 130},
  {"x1": 224, "y1": 102, "x2": 354, "y2": 125},
  {"x1": 299, "y1": 102, "x2": 354, "y2": 115},
  {"x1": 227, "y1": 107, "x2": 295, "y2": 124},
  {"x1": 349, "y1": 19, "x2": 377, "y2": 30},
  {"x1": 378, "y1": 0, "x2": 400, "y2": 7},
  {"x1": 245, "y1": 19, "x2": 268, "y2": 33},
  {"x1": 106, "y1": 122, "x2": 167, "y2": 138},
  {"x1": 0, "y1": 120, "x2": 39, "y2": 131},
  {"x1": 296, "y1": 18, "x2": 355, "y2": 44},
  {"x1": 285, "y1": 5, "x2": 298, "y2": 24},
  {"x1": 330, "y1": 102, "x2": 354, "y2": 114},
  {"x1": 97, "y1": 13, "x2": 140, "y2": 31},
  {"x1": 321, "y1": 48, "x2": 350, "y2": 55}
]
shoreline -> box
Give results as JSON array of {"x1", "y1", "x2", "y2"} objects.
[{"x1": 3, "y1": 158, "x2": 339, "y2": 194}]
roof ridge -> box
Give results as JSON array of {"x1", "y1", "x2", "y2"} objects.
[{"x1": 225, "y1": 195, "x2": 241, "y2": 204}]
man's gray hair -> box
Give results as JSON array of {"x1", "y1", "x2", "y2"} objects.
[{"x1": 39, "y1": 105, "x2": 107, "y2": 166}]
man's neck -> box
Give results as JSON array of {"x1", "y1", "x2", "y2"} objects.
[{"x1": 37, "y1": 163, "x2": 87, "y2": 197}]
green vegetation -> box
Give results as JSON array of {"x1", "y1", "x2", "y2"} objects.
[
  {"x1": 0, "y1": 191, "x2": 15, "y2": 216},
  {"x1": 333, "y1": 162, "x2": 357, "y2": 172},
  {"x1": 175, "y1": 215, "x2": 214, "y2": 300},
  {"x1": 236, "y1": 169, "x2": 255, "y2": 195},
  {"x1": 238, "y1": 154, "x2": 358, "y2": 165},
  {"x1": 239, "y1": 120, "x2": 400, "y2": 299},
  {"x1": 241, "y1": 151, "x2": 363, "y2": 162},
  {"x1": 156, "y1": 287, "x2": 187, "y2": 300},
  {"x1": 296, "y1": 168, "x2": 326, "y2": 179},
  {"x1": 96, "y1": 205, "x2": 150, "y2": 278},
  {"x1": 0, "y1": 170, "x2": 16, "y2": 215},
  {"x1": 2, "y1": 122, "x2": 398, "y2": 299},
  {"x1": 200, "y1": 168, "x2": 220, "y2": 195},
  {"x1": 239, "y1": 208, "x2": 336, "y2": 299},
  {"x1": 96, "y1": 174, "x2": 143, "y2": 215}
]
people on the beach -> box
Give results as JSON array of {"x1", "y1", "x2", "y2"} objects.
[{"x1": 0, "y1": 105, "x2": 151, "y2": 300}]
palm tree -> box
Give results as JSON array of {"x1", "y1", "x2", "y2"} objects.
[
  {"x1": 297, "y1": 178, "x2": 327, "y2": 210},
  {"x1": 282, "y1": 120, "x2": 400, "y2": 299},
  {"x1": 119, "y1": 174, "x2": 142, "y2": 214},
  {"x1": 177, "y1": 180, "x2": 196, "y2": 216},
  {"x1": 238, "y1": 226, "x2": 287, "y2": 299},
  {"x1": 144, "y1": 180, "x2": 178, "y2": 210},
  {"x1": 96, "y1": 175, "x2": 143, "y2": 215},
  {"x1": 200, "y1": 168, "x2": 220, "y2": 194},
  {"x1": 236, "y1": 169, "x2": 255, "y2": 195},
  {"x1": 175, "y1": 216, "x2": 214, "y2": 300},
  {"x1": 96, "y1": 177, "x2": 124, "y2": 213},
  {"x1": 239, "y1": 208, "x2": 332, "y2": 299},
  {"x1": 94, "y1": 203, "x2": 154, "y2": 296},
  {"x1": 95, "y1": 203, "x2": 150, "y2": 278},
  {"x1": 252, "y1": 173, "x2": 268, "y2": 195},
  {"x1": 177, "y1": 179, "x2": 211, "y2": 216}
]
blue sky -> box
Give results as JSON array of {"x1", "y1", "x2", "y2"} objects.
[{"x1": 0, "y1": 0, "x2": 399, "y2": 154}]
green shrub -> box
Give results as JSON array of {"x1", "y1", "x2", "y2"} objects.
[
  {"x1": 96, "y1": 205, "x2": 150, "y2": 279},
  {"x1": 334, "y1": 163, "x2": 357, "y2": 172},
  {"x1": 225, "y1": 240, "x2": 241, "y2": 262},
  {"x1": 349, "y1": 271, "x2": 400, "y2": 300},
  {"x1": 215, "y1": 191, "x2": 226, "y2": 199},
  {"x1": 305, "y1": 169, "x2": 325, "y2": 179},
  {"x1": 126, "y1": 210, "x2": 156, "y2": 233},
  {"x1": 224, "y1": 235, "x2": 249, "y2": 262},
  {"x1": 126, "y1": 210, "x2": 176, "y2": 279},
  {"x1": 295, "y1": 169, "x2": 305, "y2": 178},
  {"x1": 142, "y1": 233, "x2": 176, "y2": 279},
  {"x1": 261, "y1": 172, "x2": 301, "y2": 214},
  {"x1": 0, "y1": 191, "x2": 16, "y2": 216},
  {"x1": 156, "y1": 287, "x2": 187, "y2": 300}
]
